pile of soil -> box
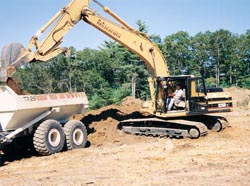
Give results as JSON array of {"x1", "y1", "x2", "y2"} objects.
[
  {"x1": 224, "y1": 87, "x2": 250, "y2": 109},
  {"x1": 6, "y1": 77, "x2": 25, "y2": 95},
  {"x1": 76, "y1": 96, "x2": 150, "y2": 146},
  {"x1": 73, "y1": 87, "x2": 249, "y2": 146}
]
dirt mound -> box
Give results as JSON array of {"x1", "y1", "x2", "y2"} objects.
[
  {"x1": 119, "y1": 96, "x2": 145, "y2": 112},
  {"x1": 76, "y1": 96, "x2": 149, "y2": 146},
  {"x1": 76, "y1": 88, "x2": 250, "y2": 146},
  {"x1": 6, "y1": 77, "x2": 25, "y2": 95},
  {"x1": 225, "y1": 87, "x2": 250, "y2": 109}
]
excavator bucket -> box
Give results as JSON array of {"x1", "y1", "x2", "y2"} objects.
[{"x1": 0, "y1": 42, "x2": 31, "y2": 82}]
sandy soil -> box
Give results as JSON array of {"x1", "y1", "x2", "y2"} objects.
[{"x1": 0, "y1": 88, "x2": 249, "y2": 186}]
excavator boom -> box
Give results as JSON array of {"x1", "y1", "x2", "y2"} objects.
[
  {"x1": 81, "y1": 5, "x2": 169, "y2": 77},
  {"x1": 0, "y1": 0, "x2": 169, "y2": 81}
]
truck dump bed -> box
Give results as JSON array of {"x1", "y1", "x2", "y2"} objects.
[{"x1": 0, "y1": 86, "x2": 88, "y2": 131}]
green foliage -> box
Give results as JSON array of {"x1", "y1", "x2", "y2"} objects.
[
  {"x1": 88, "y1": 94, "x2": 106, "y2": 110},
  {"x1": 161, "y1": 29, "x2": 249, "y2": 88},
  {"x1": 14, "y1": 63, "x2": 54, "y2": 94},
  {"x1": 205, "y1": 77, "x2": 217, "y2": 87},
  {"x1": 109, "y1": 86, "x2": 131, "y2": 105},
  {"x1": 136, "y1": 20, "x2": 148, "y2": 33},
  {"x1": 162, "y1": 31, "x2": 192, "y2": 75},
  {"x1": 239, "y1": 76, "x2": 250, "y2": 88}
]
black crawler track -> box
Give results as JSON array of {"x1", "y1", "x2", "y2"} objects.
[{"x1": 120, "y1": 118, "x2": 208, "y2": 139}]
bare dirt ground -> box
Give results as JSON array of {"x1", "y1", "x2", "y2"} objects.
[{"x1": 0, "y1": 88, "x2": 249, "y2": 186}]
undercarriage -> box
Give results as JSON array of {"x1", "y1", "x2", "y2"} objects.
[{"x1": 120, "y1": 115, "x2": 228, "y2": 139}]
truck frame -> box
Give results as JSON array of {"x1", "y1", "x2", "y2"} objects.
[{"x1": 0, "y1": 85, "x2": 89, "y2": 165}]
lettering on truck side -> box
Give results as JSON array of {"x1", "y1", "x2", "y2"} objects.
[{"x1": 23, "y1": 96, "x2": 37, "y2": 101}]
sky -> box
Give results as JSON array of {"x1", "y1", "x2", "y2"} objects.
[{"x1": 0, "y1": 0, "x2": 249, "y2": 52}]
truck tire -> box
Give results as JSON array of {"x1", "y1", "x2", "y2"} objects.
[
  {"x1": 33, "y1": 119, "x2": 65, "y2": 156},
  {"x1": 63, "y1": 120, "x2": 87, "y2": 150}
]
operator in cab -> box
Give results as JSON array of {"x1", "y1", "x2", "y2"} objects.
[{"x1": 168, "y1": 84, "x2": 184, "y2": 111}]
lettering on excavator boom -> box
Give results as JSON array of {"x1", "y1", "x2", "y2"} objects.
[{"x1": 97, "y1": 19, "x2": 121, "y2": 39}]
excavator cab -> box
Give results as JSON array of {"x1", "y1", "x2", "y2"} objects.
[
  {"x1": 155, "y1": 75, "x2": 233, "y2": 115},
  {"x1": 155, "y1": 76, "x2": 189, "y2": 113}
]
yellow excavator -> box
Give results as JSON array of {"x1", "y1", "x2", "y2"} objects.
[{"x1": 0, "y1": 0, "x2": 232, "y2": 138}]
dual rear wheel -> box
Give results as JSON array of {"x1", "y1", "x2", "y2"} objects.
[
  {"x1": 33, "y1": 120, "x2": 87, "y2": 156},
  {"x1": 64, "y1": 120, "x2": 88, "y2": 150}
]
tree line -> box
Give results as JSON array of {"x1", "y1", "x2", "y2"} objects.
[{"x1": 14, "y1": 25, "x2": 250, "y2": 109}]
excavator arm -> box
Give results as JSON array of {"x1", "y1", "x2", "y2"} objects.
[
  {"x1": 1, "y1": 0, "x2": 169, "y2": 80},
  {"x1": 81, "y1": 2, "x2": 169, "y2": 77},
  {"x1": 0, "y1": 0, "x2": 89, "y2": 82},
  {"x1": 12, "y1": 0, "x2": 91, "y2": 65}
]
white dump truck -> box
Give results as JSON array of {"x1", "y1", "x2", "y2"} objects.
[{"x1": 0, "y1": 85, "x2": 89, "y2": 161}]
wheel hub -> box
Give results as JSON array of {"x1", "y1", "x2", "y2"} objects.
[
  {"x1": 73, "y1": 128, "x2": 84, "y2": 145},
  {"x1": 48, "y1": 129, "x2": 61, "y2": 147}
]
